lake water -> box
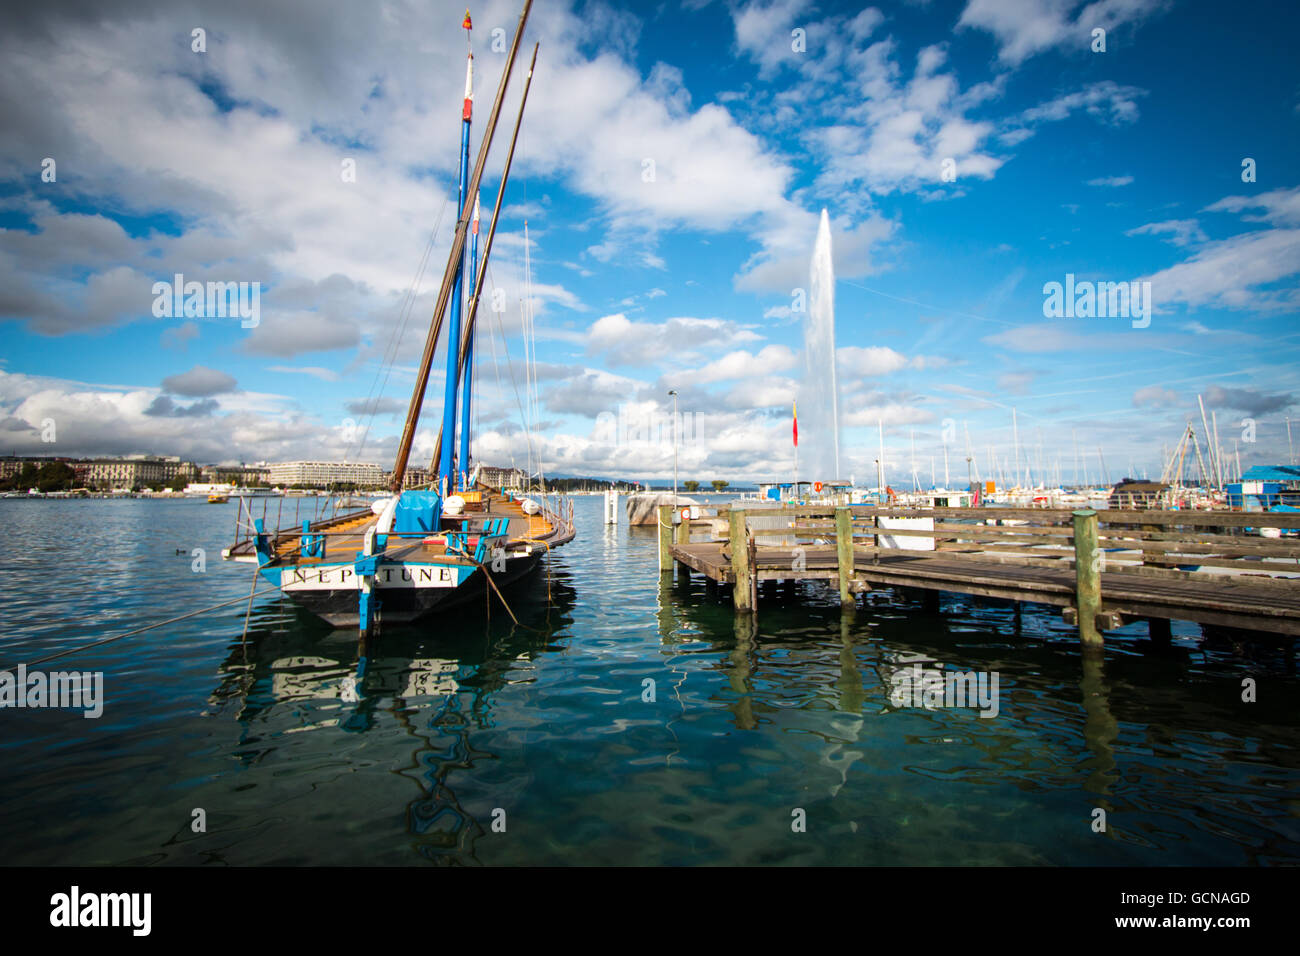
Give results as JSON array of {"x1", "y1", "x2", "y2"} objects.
[{"x1": 0, "y1": 495, "x2": 1296, "y2": 865}]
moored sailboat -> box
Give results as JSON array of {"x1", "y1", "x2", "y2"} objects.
[{"x1": 225, "y1": 1, "x2": 574, "y2": 636}]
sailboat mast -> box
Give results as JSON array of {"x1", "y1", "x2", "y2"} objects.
[
  {"x1": 458, "y1": 191, "x2": 481, "y2": 489},
  {"x1": 435, "y1": 17, "x2": 476, "y2": 492},
  {"x1": 390, "y1": 0, "x2": 533, "y2": 493},
  {"x1": 1012, "y1": 408, "x2": 1021, "y2": 489},
  {"x1": 428, "y1": 43, "x2": 540, "y2": 476}
]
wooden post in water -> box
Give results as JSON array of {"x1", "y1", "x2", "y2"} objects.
[
  {"x1": 730, "y1": 508, "x2": 754, "y2": 613},
  {"x1": 658, "y1": 504, "x2": 673, "y2": 574},
  {"x1": 673, "y1": 506, "x2": 691, "y2": 581},
  {"x1": 835, "y1": 506, "x2": 854, "y2": 608},
  {"x1": 674, "y1": 506, "x2": 690, "y2": 546},
  {"x1": 1072, "y1": 509, "x2": 1103, "y2": 647}
]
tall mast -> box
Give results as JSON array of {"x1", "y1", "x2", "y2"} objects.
[
  {"x1": 389, "y1": 0, "x2": 533, "y2": 493},
  {"x1": 1197, "y1": 394, "x2": 1215, "y2": 490},
  {"x1": 1206, "y1": 408, "x2": 1216, "y2": 489},
  {"x1": 458, "y1": 190, "x2": 481, "y2": 489},
  {"x1": 435, "y1": 13, "x2": 476, "y2": 492},
  {"x1": 1012, "y1": 408, "x2": 1021, "y2": 489},
  {"x1": 428, "y1": 43, "x2": 540, "y2": 476}
]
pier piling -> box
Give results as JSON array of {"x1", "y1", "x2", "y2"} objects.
[
  {"x1": 730, "y1": 508, "x2": 754, "y2": 614},
  {"x1": 657, "y1": 504, "x2": 673, "y2": 574},
  {"x1": 835, "y1": 506, "x2": 855, "y2": 608},
  {"x1": 1072, "y1": 509, "x2": 1103, "y2": 647}
]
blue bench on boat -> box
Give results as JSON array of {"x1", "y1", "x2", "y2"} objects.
[{"x1": 445, "y1": 517, "x2": 511, "y2": 564}]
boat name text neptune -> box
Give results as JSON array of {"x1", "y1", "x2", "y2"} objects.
[
  {"x1": 888, "y1": 663, "x2": 1000, "y2": 718},
  {"x1": 1042, "y1": 273, "x2": 1152, "y2": 328},
  {"x1": 282, "y1": 564, "x2": 463, "y2": 591},
  {"x1": 151, "y1": 272, "x2": 260, "y2": 328},
  {"x1": 0, "y1": 665, "x2": 103, "y2": 718}
]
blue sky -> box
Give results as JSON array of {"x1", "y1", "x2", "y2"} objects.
[{"x1": 1, "y1": 0, "x2": 1297, "y2": 485}]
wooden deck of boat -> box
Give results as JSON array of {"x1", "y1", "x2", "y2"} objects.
[{"x1": 269, "y1": 495, "x2": 559, "y2": 567}]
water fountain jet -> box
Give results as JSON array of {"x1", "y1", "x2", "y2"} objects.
[{"x1": 800, "y1": 208, "x2": 842, "y2": 482}]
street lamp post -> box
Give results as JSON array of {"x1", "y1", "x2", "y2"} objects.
[{"x1": 668, "y1": 389, "x2": 678, "y2": 501}]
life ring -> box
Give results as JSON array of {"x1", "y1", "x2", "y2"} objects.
[
  {"x1": 814, "y1": 481, "x2": 823, "y2": 493},
  {"x1": 680, "y1": 506, "x2": 691, "y2": 521}
]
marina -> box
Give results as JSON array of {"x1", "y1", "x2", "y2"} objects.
[{"x1": 0, "y1": 0, "x2": 1297, "y2": 904}]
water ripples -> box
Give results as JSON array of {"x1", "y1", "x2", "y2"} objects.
[{"x1": 0, "y1": 496, "x2": 1296, "y2": 865}]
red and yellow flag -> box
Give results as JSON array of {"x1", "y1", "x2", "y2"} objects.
[
  {"x1": 463, "y1": 10, "x2": 472, "y2": 30},
  {"x1": 792, "y1": 401, "x2": 798, "y2": 447}
]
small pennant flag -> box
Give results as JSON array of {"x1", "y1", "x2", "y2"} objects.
[
  {"x1": 792, "y1": 401, "x2": 798, "y2": 447},
  {"x1": 463, "y1": 10, "x2": 472, "y2": 30}
]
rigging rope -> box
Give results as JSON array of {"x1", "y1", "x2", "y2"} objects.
[{"x1": 351, "y1": 198, "x2": 450, "y2": 463}]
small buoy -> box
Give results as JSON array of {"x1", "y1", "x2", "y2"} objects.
[{"x1": 443, "y1": 495, "x2": 466, "y2": 516}]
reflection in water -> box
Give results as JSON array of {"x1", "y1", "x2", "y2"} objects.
[
  {"x1": 211, "y1": 575, "x2": 577, "y2": 865},
  {"x1": 2, "y1": 497, "x2": 1296, "y2": 866},
  {"x1": 1079, "y1": 650, "x2": 1119, "y2": 801},
  {"x1": 646, "y1": 565, "x2": 1300, "y2": 865},
  {"x1": 729, "y1": 612, "x2": 758, "y2": 731}
]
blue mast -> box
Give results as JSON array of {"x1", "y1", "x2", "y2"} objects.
[
  {"x1": 437, "y1": 15, "x2": 474, "y2": 493},
  {"x1": 458, "y1": 191, "x2": 480, "y2": 491}
]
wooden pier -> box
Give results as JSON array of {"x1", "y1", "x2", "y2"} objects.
[{"x1": 658, "y1": 503, "x2": 1300, "y2": 644}]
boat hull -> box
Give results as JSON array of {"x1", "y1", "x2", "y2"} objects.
[{"x1": 275, "y1": 550, "x2": 545, "y2": 628}]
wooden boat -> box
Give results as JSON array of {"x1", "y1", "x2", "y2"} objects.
[
  {"x1": 223, "y1": 3, "x2": 573, "y2": 636},
  {"x1": 207, "y1": 494, "x2": 229, "y2": 504}
]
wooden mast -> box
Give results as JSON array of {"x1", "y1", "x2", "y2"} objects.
[
  {"x1": 390, "y1": 0, "x2": 533, "y2": 493},
  {"x1": 430, "y1": 43, "x2": 539, "y2": 476}
]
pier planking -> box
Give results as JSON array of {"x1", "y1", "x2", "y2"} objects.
[{"x1": 661, "y1": 504, "x2": 1300, "y2": 640}]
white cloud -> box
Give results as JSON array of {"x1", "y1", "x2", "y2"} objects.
[
  {"x1": 691, "y1": 345, "x2": 797, "y2": 384},
  {"x1": 586, "y1": 313, "x2": 762, "y2": 366},
  {"x1": 161, "y1": 365, "x2": 238, "y2": 397},
  {"x1": 838, "y1": 346, "x2": 909, "y2": 377},
  {"x1": 959, "y1": 0, "x2": 1170, "y2": 66},
  {"x1": 1141, "y1": 228, "x2": 1300, "y2": 312},
  {"x1": 1125, "y1": 219, "x2": 1207, "y2": 247},
  {"x1": 1132, "y1": 384, "x2": 1179, "y2": 407}
]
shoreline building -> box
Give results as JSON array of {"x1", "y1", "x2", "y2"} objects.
[
  {"x1": 477, "y1": 465, "x2": 528, "y2": 491},
  {"x1": 268, "y1": 460, "x2": 385, "y2": 488},
  {"x1": 1, "y1": 455, "x2": 200, "y2": 490}
]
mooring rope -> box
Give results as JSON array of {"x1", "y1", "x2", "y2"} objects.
[
  {"x1": 461, "y1": 552, "x2": 542, "y2": 632},
  {"x1": 10, "y1": 586, "x2": 283, "y2": 670}
]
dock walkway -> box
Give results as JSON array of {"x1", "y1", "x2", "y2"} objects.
[{"x1": 660, "y1": 504, "x2": 1300, "y2": 643}]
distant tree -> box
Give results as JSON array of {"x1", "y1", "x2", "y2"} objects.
[
  {"x1": 36, "y1": 461, "x2": 76, "y2": 492},
  {"x1": 683, "y1": 480, "x2": 700, "y2": 492},
  {"x1": 711, "y1": 480, "x2": 729, "y2": 492},
  {"x1": 1, "y1": 462, "x2": 40, "y2": 491}
]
